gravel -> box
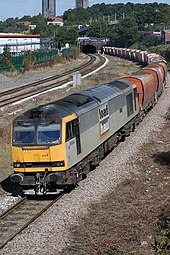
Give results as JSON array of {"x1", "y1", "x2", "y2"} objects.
[
  {"x1": 0, "y1": 74, "x2": 169, "y2": 255},
  {"x1": 0, "y1": 195, "x2": 21, "y2": 215},
  {"x1": 0, "y1": 74, "x2": 11, "y2": 82}
]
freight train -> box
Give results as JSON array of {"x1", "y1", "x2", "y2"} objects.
[
  {"x1": 102, "y1": 46, "x2": 166, "y2": 66},
  {"x1": 10, "y1": 47, "x2": 168, "y2": 194}
]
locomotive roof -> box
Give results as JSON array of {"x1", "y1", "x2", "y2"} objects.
[
  {"x1": 107, "y1": 79, "x2": 132, "y2": 91},
  {"x1": 13, "y1": 103, "x2": 75, "y2": 124},
  {"x1": 14, "y1": 81, "x2": 133, "y2": 122},
  {"x1": 55, "y1": 84, "x2": 123, "y2": 116}
]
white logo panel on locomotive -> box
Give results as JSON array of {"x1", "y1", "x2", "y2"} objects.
[{"x1": 98, "y1": 103, "x2": 110, "y2": 136}]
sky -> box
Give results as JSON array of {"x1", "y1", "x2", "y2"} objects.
[{"x1": 0, "y1": 0, "x2": 170, "y2": 21}]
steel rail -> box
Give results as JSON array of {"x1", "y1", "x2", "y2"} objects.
[
  {"x1": 0, "y1": 54, "x2": 105, "y2": 108},
  {"x1": 0, "y1": 197, "x2": 27, "y2": 219},
  {"x1": 0, "y1": 193, "x2": 64, "y2": 250},
  {"x1": 0, "y1": 55, "x2": 94, "y2": 97}
]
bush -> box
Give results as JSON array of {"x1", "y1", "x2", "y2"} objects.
[{"x1": 23, "y1": 53, "x2": 36, "y2": 71}]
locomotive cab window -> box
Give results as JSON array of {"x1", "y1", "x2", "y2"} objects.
[
  {"x1": 13, "y1": 125, "x2": 35, "y2": 145},
  {"x1": 13, "y1": 122, "x2": 61, "y2": 146},
  {"x1": 66, "y1": 119, "x2": 81, "y2": 154},
  {"x1": 126, "y1": 93, "x2": 134, "y2": 116},
  {"x1": 66, "y1": 121, "x2": 75, "y2": 141},
  {"x1": 37, "y1": 123, "x2": 61, "y2": 145},
  {"x1": 66, "y1": 119, "x2": 80, "y2": 141},
  {"x1": 133, "y1": 87, "x2": 137, "y2": 111}
]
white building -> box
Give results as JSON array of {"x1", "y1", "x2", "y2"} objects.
[
  {"x1": 0, "y1": 34, "x2": 41, "y2": 54},
  {"x1": 47, "y1": 16, "x2": 64, "y2": 26}
]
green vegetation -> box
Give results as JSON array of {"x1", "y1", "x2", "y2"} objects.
[
  {"x1": 0, "y1": 3, "x2": 169, "y2": 38},
  {"x1": 55, "y1": 26, "x2": 78, "y2": 46},
  {"x1": 0, "y1": 3, "x2": 170, "y2": 62},
  {"x1": 0, "y1": 145, "x2": 12, "y2": 182},
  {"x1": 0, "y1": 45, "x2": 13, "y2": 71},
  {"x1": 113, "y1": 16, "x2": 139, "y2": 48},
  {"x1": 63, "y1": 2, "x2": 170, "y2": 26},
  {"x1": 0, "y1": 48, "x2": 73, "y2": 73},
  {"x1": 152, "y1": 230, "x2": 170, "y2": 255},
  {"x1": 63, "y1": 3, "x2": 170, "y2": 50},
  {"x1": 23, "y1": 53, "x2": 36, "y2": 70}
]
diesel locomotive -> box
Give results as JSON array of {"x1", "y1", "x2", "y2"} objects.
[{"x1": 10, "y1": 47, "x2": 167, "y2": 194}]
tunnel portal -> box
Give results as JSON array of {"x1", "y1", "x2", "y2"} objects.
[{"x1": 82, "y1": 44, "x2": 97, "y2": 54}]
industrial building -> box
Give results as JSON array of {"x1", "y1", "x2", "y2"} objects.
[
  {"x1": 0, "y1": 34, "x2": 48, "y2": 54},
  {"x1": 76, "y1": 0, "x2": 89, "y2": 9},
  {"x1": 162, "y1": 30, "x2": 170, "y2": 44},
  {"x1": 42, "y1": 0, "x2": 56, "y2": 18}
]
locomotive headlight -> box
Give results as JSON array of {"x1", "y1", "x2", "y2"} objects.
[
  {"x1": 60, "y1": 161, "x2": 65, "y2": 167},
  {"x1": 52, "y1": 161, "x2": 65, "y2": 167},
  {"x1": 13, "y1": 162, "x2": 21, "y2": 168},
  {"x1": 13, "y1": 162, "x2": 23, "y2": 168}
]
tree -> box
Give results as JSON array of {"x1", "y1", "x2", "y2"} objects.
[
  {"x1": 140, "y1": 34, "x2": 157, "y2": 48},
  {"x1": 20, "y1": 15, "x2": 32, "y2": 22},
  {"x1": 47, "y1": 24, "x2": 57, "y2": 36},
  {"x1": 32, "y1": 15, "x2": 49, "y2": 34},
  {"x1": 87, "y1": 20, "x2": 109, "y2": 38},
  {"x1": 3, "y1": 17, "x2": 18, "y2": 27},
  {"x1": 113, "y1": 16, "x2": 139, "y2": 47},
  {"x1": 55, "y1": 26, "x2": 78, "y2": 46},
  {"x1": 63, "y1": 8, "x2": 91, "y2": 24},
  {"x1": 0, "y1": 45, "x2": 13, "y2": 67}
]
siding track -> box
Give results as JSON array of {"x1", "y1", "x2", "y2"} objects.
[{"x1": 0, "y1": 54, "x2": 105, "y2": 108}]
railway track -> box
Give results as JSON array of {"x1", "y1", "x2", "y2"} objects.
[
  {"x1": 0, "y1": 193, "x2": 64, "y2": 249},
  {"x1": 0, "y1": 54, "x2": 105, "y2": 108}
]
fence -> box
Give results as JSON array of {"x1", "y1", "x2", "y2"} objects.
[{"x1": 0, "y1": 48, "x2": 71, "y2": 73}]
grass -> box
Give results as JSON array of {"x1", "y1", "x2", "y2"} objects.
[
  {"x1": 152, "y1": 230, "x2": 170, "y2": 255},
  {"x1": 0, "y1": 145, "x2": 12, "y2": 182}
]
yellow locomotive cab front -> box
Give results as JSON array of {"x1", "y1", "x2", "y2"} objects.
[
  {"x1": 10, "y1": 105, "x2": 75, "y2": 193},
  {"x1": 12, "y1": 143, "x2": 68, "y2": 173}
]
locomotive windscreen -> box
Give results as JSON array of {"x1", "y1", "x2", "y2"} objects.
[
  {"x1": 37, "y1": 124, "x2": 61, "y2": 144},
  {"x1": 13, "y1": 124, "x2": 35, "y2": 145},
  {"x1": 13, "y1": 123, "x2": 61, "y2": 146}
]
